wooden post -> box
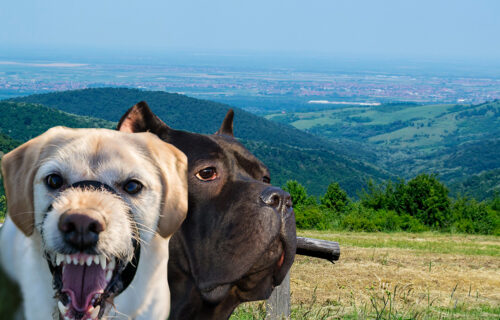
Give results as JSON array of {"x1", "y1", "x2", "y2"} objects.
[
  {"x1": 265, "y1": 237, "x2": 340, "y2": 318},
  {"x1": 266, "y1": 271, "x2": 291, "y2": 320},
  {"x1": 296, "y1": 237, "x2": 340, "y2": 262}
]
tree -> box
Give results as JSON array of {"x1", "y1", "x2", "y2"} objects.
[
  {"x1": 400, "y1": 173, "x2": 450, "y2": 228},
  {"x1": 283, "y1": 180, "x2": 315, "y2": 207},
  {"x1": 320, "y1": 182, "x2": 349, "y2": 213}
]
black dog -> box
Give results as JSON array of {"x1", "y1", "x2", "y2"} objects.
[{"x1": 117, "y1": 102, "x2": 296, "y2": 320}]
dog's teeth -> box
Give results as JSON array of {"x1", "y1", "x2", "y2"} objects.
[
  {"x1": 106, "y1": 269, "x2": 113, "y2": 282},
  {"x1": 86, "y1": 256, "x2": 93, "y2": 266},
  {"x1": 79, "y1": 257, "x2": 86, "y2": 265},
  {"x1": 108, "y1": 258, "x2": 116, "y2": 271},
  {"x1": 100, "y1": 256, "x2": 106, "y2": 270},
  {"x1": 94, "y1": 256, "x2": 100, "y2": 265},
  {"x1": 58, "y1": 301, "x2": 67, "y2": 315},
  {"x1": 56, "y1": 254, "x2": 64, "y2": 266},
  {"x1": 90, "y1": 305, "x2": 100, "y2": 318},
  {"x1": 66, "y1": 255, "x2": 72, "y2": 264},
  {"x1": 72, "y1": 256, "x2": 79, "y2": 265}
]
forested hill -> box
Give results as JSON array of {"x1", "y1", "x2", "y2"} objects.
[
  {"x1": 0, "y1": 101, "x2": 113, "y2": 141},
  {"x1": 4, "y1": 90, "x2": 392, "y2": 195},
  {"x1": 10, "y1": 88, "x2": 377, "y2": 160}
]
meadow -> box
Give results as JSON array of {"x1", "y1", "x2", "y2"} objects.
[{"x1": 232, "y1": 231, "x2": 500, "y2": 319}]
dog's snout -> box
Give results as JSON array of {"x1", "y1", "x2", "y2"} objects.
[
  {"x1": 58, "y1": 212, "x2": 105, "y2": 251},
  {"x1": 260, "y1": 187, "x2": 292, "y2": 212}
]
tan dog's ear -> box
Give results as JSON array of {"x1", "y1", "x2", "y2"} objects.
[
  {"x1": 1, "y1": 127, "x2": 73, "y2": 236},
  {"x1": 2, "y1": 137, "x2": 44, "y2": 236},
  {"x1": 146, "y1": 134, "x2": 188, "y2": 238}
]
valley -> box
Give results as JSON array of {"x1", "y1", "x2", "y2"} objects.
[{"x1": 266, "y1": 100, "x2": 500, "y2": 199}]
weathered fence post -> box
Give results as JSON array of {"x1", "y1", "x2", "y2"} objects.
[{"x1": 265, "y1": 271, "x2": 291, "y2": 320}]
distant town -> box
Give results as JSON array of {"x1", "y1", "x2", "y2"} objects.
[{"x1": 1, "y1": 58, "x2": 499, "y2": 108}]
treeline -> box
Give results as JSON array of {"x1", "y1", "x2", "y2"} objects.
[{"x1": 284, "y1": 173, "x2": 500, "y2": 235}]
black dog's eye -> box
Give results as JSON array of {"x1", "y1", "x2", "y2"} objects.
[
  {"x1": 263, "y1": 176, "x2": 271, "y2": 184},
  {"x1": 123, "y1": 180, "x2": 143, "y2": 194},
  {"x1": 195, "y1": 167, "x2": 217, "y2": 181},
  {"x1": 46, "y1": 174, "x2": 63, "y2": 189}
]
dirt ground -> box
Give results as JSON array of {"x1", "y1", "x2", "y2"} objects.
[{"x1": 288, "y1": 231, "x2": 500, "y2": 318}]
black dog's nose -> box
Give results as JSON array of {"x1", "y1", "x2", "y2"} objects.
[
  {"x1": 58, "y1": 212, "x2": 105, "y2": 251},
  {"x1": 260, "y1": 187, "x2": 292, "y2": 212}
]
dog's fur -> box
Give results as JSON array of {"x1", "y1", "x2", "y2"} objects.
[
  {"x1": 118, "y1": 102, "x2": 297, "y2": 319},
  {"x1": 0, "y1": 127, "x2": 188, "y2": 320}
]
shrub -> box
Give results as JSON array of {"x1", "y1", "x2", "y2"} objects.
[
  {"x1": 451, "y1": 196, "x2": 500, "y2": 235},
  {"x1": 295, "y1": 205, "x2": 335, "y2": 230},
  {"x1": 340, "y1": 205, "x2": 427, "y2": 233}
]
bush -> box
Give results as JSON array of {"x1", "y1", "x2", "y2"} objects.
[
  {"x1": 451, "y1": 196, "x2": 500, "y2": 235},
  {"x1": 295, "y1": 205, "x2": 335, "y2": 230},
  {"x1": 340, "y1": 205, "x2": 427, "y2": 233}
]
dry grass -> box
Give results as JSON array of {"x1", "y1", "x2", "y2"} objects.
[{"x1": 233, "y1": 231, "x2": 500, "y2": 319}]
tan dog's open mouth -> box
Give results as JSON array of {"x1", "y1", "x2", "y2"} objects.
[{"x1": 47, "y1": 244, "x2": 140, "y2": 320}]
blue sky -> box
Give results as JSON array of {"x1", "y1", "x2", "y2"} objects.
[{"x1": 1, "y1": 0, "x2": 499, "y2": 60}]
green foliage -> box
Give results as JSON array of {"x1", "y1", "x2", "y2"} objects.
[
  {"x1": 341, "y1": 204, "x2": 427, "y2": 233},
  {"x1": 320, "y1": 182, "x2": 349, "y2": 212},
  {"x1": 450, "y1": 168, "x2": 500, "y2": 201},
  {"x1": 450, "y1": 196, "x2": 500, "y2": 235},
  {"x1": 283, "y1": 180, "x2": 316, "y2": 207},
  {"x1": 293, "y1": 175, "x2": 495, "y2": 235},
  {"x1": 266, "y1": 100, "x2": 500, "y2": 189},
  {"x1": 0, "y1": 101, "x2": 114, "y2": 142},
  {"x1": 0, "y1": 132, "x2": 21, "y2": 154},
  {"x1": 0, "y1": 195, "x2": 6, "y2": 221},
  {"x1": 361, "y1": 174, "x2": 451, "y2": 228},
  {"x1": 400, "y1": 174, "x2": 451, "y2": 228},
  {"x1": 295, "y1": 205, "x2": 335, "y2": 230}
]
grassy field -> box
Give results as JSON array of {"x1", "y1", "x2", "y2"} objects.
[{"x1": 232, "y1": 231, "x2": 500, "y2": 319}]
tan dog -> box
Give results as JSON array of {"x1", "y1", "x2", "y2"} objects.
[{"x1": 0, "y1": 127, "x2": 188, "y2": 320}]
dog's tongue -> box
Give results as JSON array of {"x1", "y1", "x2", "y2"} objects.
[{"x1": 62, "y1": 264, "x2": 107, "y2": 312}]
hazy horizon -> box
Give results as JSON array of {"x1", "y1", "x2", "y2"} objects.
[{"x1": 2, "y1": 0, "x2": 499, "y2": 63}]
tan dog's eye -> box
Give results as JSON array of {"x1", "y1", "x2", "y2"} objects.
[
  {"x1": 123, "y1": 180, "x2": 143, "y2": 194},
  {"x1": 46, "y1": 174, "x2": 63, "y2": 189},
  {"x1": 263, "y1": 176, "x2": 271, "y2": 184},
  {"x1": 195, "y1": 167, "x2": 217, "y2": 181}
]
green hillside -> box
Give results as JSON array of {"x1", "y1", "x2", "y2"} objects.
[
  {"x1": 450, "y1": 168, "x2": 500, "y2": 200},
  {"x1": 5, "y1": 91, "x2": 392, "y2": 196},
  {"x1": 0, "y1": 101, "x2": 114, "y2": 141},
  {"x1": 0, "y1": 133, "x2": 21, "y2": 155},
  {"x1": 266, "y1": 100, "x2": 500, "y2": 186}
]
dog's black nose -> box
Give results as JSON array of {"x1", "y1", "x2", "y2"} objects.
[
  {"x1": 260, "y1": 187, "x2": 292, "y2": 212},
  {"x1": 58, "y1": 212, "x2": 105, "y2": 251}
]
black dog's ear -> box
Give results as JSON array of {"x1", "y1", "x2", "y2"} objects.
[
  {"x1": 215, "y1": 109, "x2": 234, "y2": 137},
  {"x1": 117, "y1": 101, "x2": 169, "y2": 134}
]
